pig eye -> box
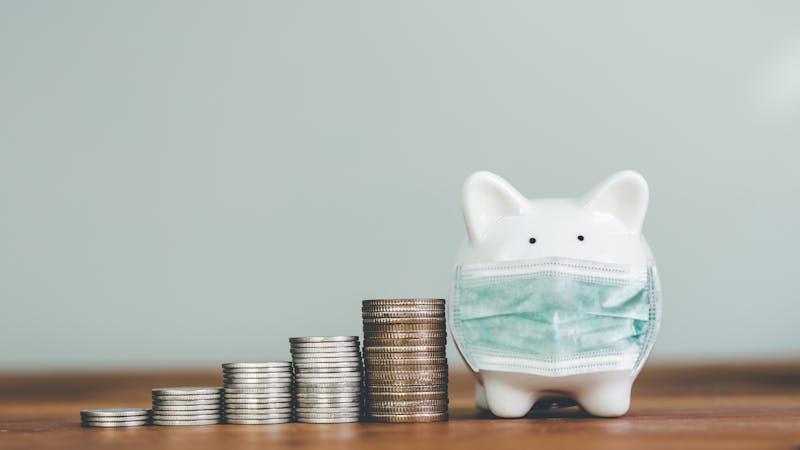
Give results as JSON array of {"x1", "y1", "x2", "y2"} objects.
[
  {"x1": 577, "y1": 235, "x2": 585, "y2": 241},
  {"x1": 529, "y1": 237, "x2": 537, "y2": 244}
]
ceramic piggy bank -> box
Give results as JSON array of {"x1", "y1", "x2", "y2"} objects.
[{"x1": 449, "y1": 170, "x2": 661, "y2": 418}]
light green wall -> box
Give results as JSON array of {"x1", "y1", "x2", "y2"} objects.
[{"x1": 2, "y1": 1, "x2": 798, "y2": 368}]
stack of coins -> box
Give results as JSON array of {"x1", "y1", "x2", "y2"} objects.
[
  {"x1": 80, "y1": 408, "x2": 151, "y2": 427},
  {"x1": 151, "y1": 387, "x2": 223, "y2": 426},
  {"x1": 362, "y1": 298, "x2": 449, "y2": 423},
  {"x1": 290, "y1": 336, "x2": 363, "y2": 423},
  {"x1": 222, "y1": 362, "x2": 294, "y2": 424}
]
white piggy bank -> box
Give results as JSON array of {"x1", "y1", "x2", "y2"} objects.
[{"x1": 449, "y1": 170, "x2": 661, "y2": 418}]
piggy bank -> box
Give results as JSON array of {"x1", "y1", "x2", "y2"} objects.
[{"x1": 449, "y1": 170, "x2": 661, "y2": 418}]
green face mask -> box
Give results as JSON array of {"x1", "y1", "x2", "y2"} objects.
[{"x1": 450, "y1": 257, "x2": 660, "y2": 377}]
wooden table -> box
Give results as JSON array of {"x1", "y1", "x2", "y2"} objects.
[{"x1": 1, "y1": 364, "x2": 799, "y2": 449}]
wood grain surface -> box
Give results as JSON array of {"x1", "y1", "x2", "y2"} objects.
[{"x1": 1, "y1": 363, "x2": 798, "y2": 450}]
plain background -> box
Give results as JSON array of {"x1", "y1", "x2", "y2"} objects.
[{"x1": 1, "y1": 1, "x2": 799, "y2": 369}]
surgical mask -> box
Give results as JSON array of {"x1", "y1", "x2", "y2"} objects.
[{"x1": 450, "y1": 257, "x2": 660, "y2": 377}]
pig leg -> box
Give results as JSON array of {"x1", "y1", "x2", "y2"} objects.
[
  {"x1": 483, "y1": 375, "x2": 536, "y2": 418},
  {"x1": 575, "y1": 377, "x2": 632, "y2": 417},
  {"x1": 475, "y1": 381, "x2": 489, "y2": 411}
]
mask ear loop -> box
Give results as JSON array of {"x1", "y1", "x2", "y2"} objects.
[{"x1": 632, "y1": 263, "x2": 659, "y2": 374}]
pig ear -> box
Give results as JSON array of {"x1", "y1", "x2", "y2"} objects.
[
  {"x1": 462, "y1": 171, "x2": 529, "y2": 242},
  {"x1": 582, "y1": 170, "x2": 649, "y2": 234}
]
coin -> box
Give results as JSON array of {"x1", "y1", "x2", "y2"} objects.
[
  {"x1": 224, "y1": 387, "x2": 292, "y2": 394},
  {"x1": 363, "y1": 323, "x2": 445, "y2": 332},
  {"x1": 81, "y1": 415, "x2": 151, "y2": 422},
  {"x1": 362, "y1": 298, "x2": 444, "y2": 306},
  {"x1": 290, "y1": 336, "x2": 359, "y2": 343},
  {"x1": 367, "y1": 392, "x2": 448, "y2": 402},
  {"x1": 224, "y1": 403, "x2": 293, "y2": 410},
  {"x1": 294, "y1": 412, "x2": 361, "y2": 419},
  {"x1": 152, "y1": 387, "x2": 221, "y2": 396},
  {"x1": 294, "y1": 407, "x2": 360, "y2": 414},
  {"x1": 82, "y1": 420, "x2": 149, "y2": 427},
  {"x1": 152, "y1": 404, "x2": 221, "y2": 411},
  {"x1": 152, "y1": 413, "x2": 222, "y2": 421},
  {"x1": 224, "y1": 412, "x2": 293, "y2": 420},
  {"x1": 152, "y1": 400, "x2": 222, "y2": 407},
  {"x1": 152, "y1": 419, "x2": 220, "y2": 426},
  {"x1": 80, "y1": 408, "x2": 151, "y2": 418},
  {"x1": 222, "y1": 362, "x2": 292, "y2": 370},
  {"x1": 368, "y1": 412, "x2": 448, "y2": 423},
  {"x1": 364, "y1": 338, "x2": 446, "y2": 347},
  {"x1": 296, "y1": 416, "x2": 360, "y2": 423},
  {"x1": 225, "y1": 418, "x2": 292, "y2": 425},
  {"x1": 223, "y1": 393, "x2": 292, "y2": 399},
  {"x1": 223, "y1": 372, "x2": 293, "y2": 378}
]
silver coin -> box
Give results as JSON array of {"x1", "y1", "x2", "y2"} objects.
[
  {"x1": 291, "y1": 342, "x2": 361, "y2": 348},
  {"x1": 223, "y1": 394, "x2": 293, "y2": 400},
  {"x1": 361, "y1": 302, "x2": 445, "y2": 309},
  {"x1": 361, "y1": 312, "x2": 445, "y2": 320},
  {"x1": 81, "y1": 415, "x2": 151, "y2": 422},
  {"x1": 223, "y1": 374, "x2": 293, "y2": 381},
  {"x1": 152, "y1": 387, "x2": 221, "y2": 396},
  {"x1": 152, "y1": 404, "x2": 221, "y2": 412},
  {"x1": 82, "y1": 420, "x2": 149, "y2": 427},
  {"x1": 223, "y1": 399, "x2": 293, "y2": 405},
  {"x1": 295, "y1": 405, "x2": 360, "y2": 412},
  {"x1": 295, "y1": 368, "x2": 362, "y2": 375},
  {"x1": 222, "y1": 362, "x2": 292, "y2": 370},
  {"x1": 296, "y1": 400, "x2": 360, "y2": 408},
  {"x1": 295, "y1": 383, "x2": 362, "y2": 391},
  {"x1": 80, "y1": 407, "x2": 151, "y2": 418},
  {"x1": 368, "y1": 399, "x2": 448, "y2": 408},
  {"x1": 296, "y1": 416, "x2": 360, "y2": 423},
  {"x1": 224, "y1": 403, "x2": 293, "y2": 410},
  {"x1": 291, "y1": 358, "x2": 362, "y2": 365},
  {"x1": 362, "y1": 298, "x2": 444, "y2": 305},
  {"x1": 289, "y1": 351, "x2": 361, "y2": 359},
  {"x1": 224, "y1": 413, "x2": 293, "y2": 420},
  {"x1": 294, "y1": 374, "x2": 361, "y2": 381},
  {"x1": 224, "y1": 370, "x2": 293, "y2": 376},
  {"x1": 290, "y1": 348, "x2": 361, "y2": 355},
  {"x1": 293, "y1": 362, "x2": 362, "y2": 369},
  {"x1": 363, "y1": 355, "x2": 446, "y2": 363},
  {"x1": 295, "y1": 392, "x2": 361, "y2": 399},
  {"x1": 152, "y1": 400, "x2": 222, "y2": 407},
  {"x1": 223, "y1": 401, "x2": 292, "y2": 407},
  {"x1": 152, "y1": 419, "x2": 220, "y2": 426},
  {"x1": 223, "y1": 377, "x2": 293, "y2": 384},
  {"x1": 153, "y1": 413, "x2": 222, "y2": 421},
  {"x1": 294, "y1": 412, "x2": 361, "y2": 419},
  {"x1": 152, "y1": 395, "x2": 222, "y2": 402},
  {"x1": 290, "y1": 336, "x2": 358, "y2": 343},
  {"x1": 223, "y1": 383, "x2": 293, "y2": 390},
  {"x1": 225, "y1": 418, "x2": 292, "y2": 425},
  {"x1": 294, "y1": 387, "x2": 362, "y2": 394},
  {"x1": 224, "y1": 387, "x2": 292, "y2": 394}
]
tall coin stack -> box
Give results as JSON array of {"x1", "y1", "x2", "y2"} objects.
[
  {"x1": 222, "y1": 362, "x2": 294, "y2": 425},
  {"x1": 362, "y1": 298, "x2": 449, "y2": 423},
  {"x1": 151, "y1": 387, "x2": 223, "y2": 426},
  {"x1": 290, "y1": 336, "x2": 363, "y2": 423}
]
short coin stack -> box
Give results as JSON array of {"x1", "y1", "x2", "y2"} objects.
[
  {"x1": 362, "y1": 298, "x2": 449, "y2": 423},
  {"x1": 222, "y1": 362, "x2": 294, "y2": 424},
  {"x1": 290, "y1": 336, "x2": 363, "y2": 423},
  {"x1": 151, "y1": 387, "x2": 223, "y2": 426},
  {"x1": 80, "y1": 408, "x2": 151, "y2": 427}
]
